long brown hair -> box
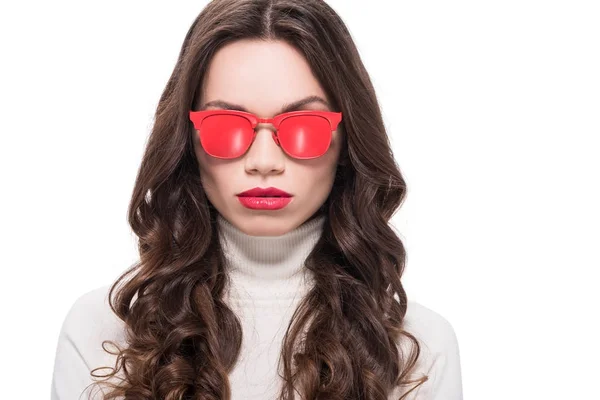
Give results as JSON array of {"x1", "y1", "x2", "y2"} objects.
[{"x1": 88, "y1": 0, "x2": 428, "y2": 398}]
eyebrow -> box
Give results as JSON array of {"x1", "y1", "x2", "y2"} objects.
[{"x1": 199, "y1": 95, "x2": 331, "y2": 114}]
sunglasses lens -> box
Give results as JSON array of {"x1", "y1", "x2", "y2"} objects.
[
  {"x1": 199, "y1": 115, "x2": 253, "y2": 158},
  {"x1": 196, "y1": 113, "x2": 333, "y2": 159},
  {"x1": 278, "y1": 115, "x2": 332, "y2": 159}
]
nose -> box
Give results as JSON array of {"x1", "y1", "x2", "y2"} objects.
[{"x1": 243, "y1": 123, "x2": 286, "y2": 174}]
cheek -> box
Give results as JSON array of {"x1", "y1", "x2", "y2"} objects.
[
  {"x1": 297, "y1": 163, "x2": 337, "y2": 192},
  {"x1": 194, "y1": 147, "x2": 219, "y2": 191},
  {"x1": 197, "y1": 158, "x2": 240, "y2": 195},
  {"x1": 326, "y1": 139, "x2": 343, "y2": 173},
  {"x1": 329, "y1": 130, "x2": 343, "y2": 160}
]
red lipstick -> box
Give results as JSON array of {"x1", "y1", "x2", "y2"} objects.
[
  {"x1": 237, "y1": 187, "x2": 293, "y2": 210},
  {"x1": 237, "y1": 187, "x2": 292, "y2": 197}
]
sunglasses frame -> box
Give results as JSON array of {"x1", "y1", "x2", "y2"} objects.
[{"x1": 188, "y1": 109, "x2": 343, "y2": 159}]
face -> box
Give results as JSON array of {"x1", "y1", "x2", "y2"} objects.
[{"x1": 192, "y1": 39, "x2": 343, "y2": 237}]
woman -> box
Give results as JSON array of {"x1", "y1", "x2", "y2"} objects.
[{"x1": 51, "y1": 1, "x2": 463, "y2": 399}]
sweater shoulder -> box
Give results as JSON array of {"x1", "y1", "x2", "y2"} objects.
[
  {"x1": 388, "y1": 300, "x2": 463, "y2": 399},
  {"x1": 52, "y1": 284, "x2": 127, "y2": 400},
  {"x1": 58, "y1": 284, "x2": 127, "y2": 368},
  {"x1": 62, "y1": 284, "x2": 125, "y2": 339},
  {"x1": 404, "y1": 300, "x2": 459, "y2": 353}
]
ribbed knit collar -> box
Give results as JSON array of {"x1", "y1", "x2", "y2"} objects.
[{"x1": 216, "y1": 213, "x2": 326, "y2": 299}]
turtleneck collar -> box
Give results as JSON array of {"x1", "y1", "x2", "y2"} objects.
[{"x1": 217, "y1": 213, "x2": 326, "y2": 287}]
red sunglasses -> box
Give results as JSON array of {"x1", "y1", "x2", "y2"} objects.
[{"x1": 188, "y1": 109, "x2": 343, "y2": 160}]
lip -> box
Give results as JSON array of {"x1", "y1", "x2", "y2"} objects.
[
  {"x1": 237, "y1": 187, "x2": 293, "y2": 197},
  {"x1": 237, "y1": 196, "x2": 293, "y2": 210}
]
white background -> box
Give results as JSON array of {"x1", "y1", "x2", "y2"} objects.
[{"x1": 0, "y1": 0, "x2": 598, "y2": 398}]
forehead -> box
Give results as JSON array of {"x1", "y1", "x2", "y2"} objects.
[{"x1": 199, "y1": 39, "x2": 329, "y2": 115}]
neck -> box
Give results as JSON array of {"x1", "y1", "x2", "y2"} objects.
[{"x1": 216, "y1": 213, "x2": 326, "y2": 298}]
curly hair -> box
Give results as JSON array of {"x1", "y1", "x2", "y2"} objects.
[{"x1": 86, "y1": 0, "x2": 428, "y2": 399}]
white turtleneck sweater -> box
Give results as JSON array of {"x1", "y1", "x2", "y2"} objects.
[{"x1": 51, "y1": 214, "x2": 463, "y2": 400}]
